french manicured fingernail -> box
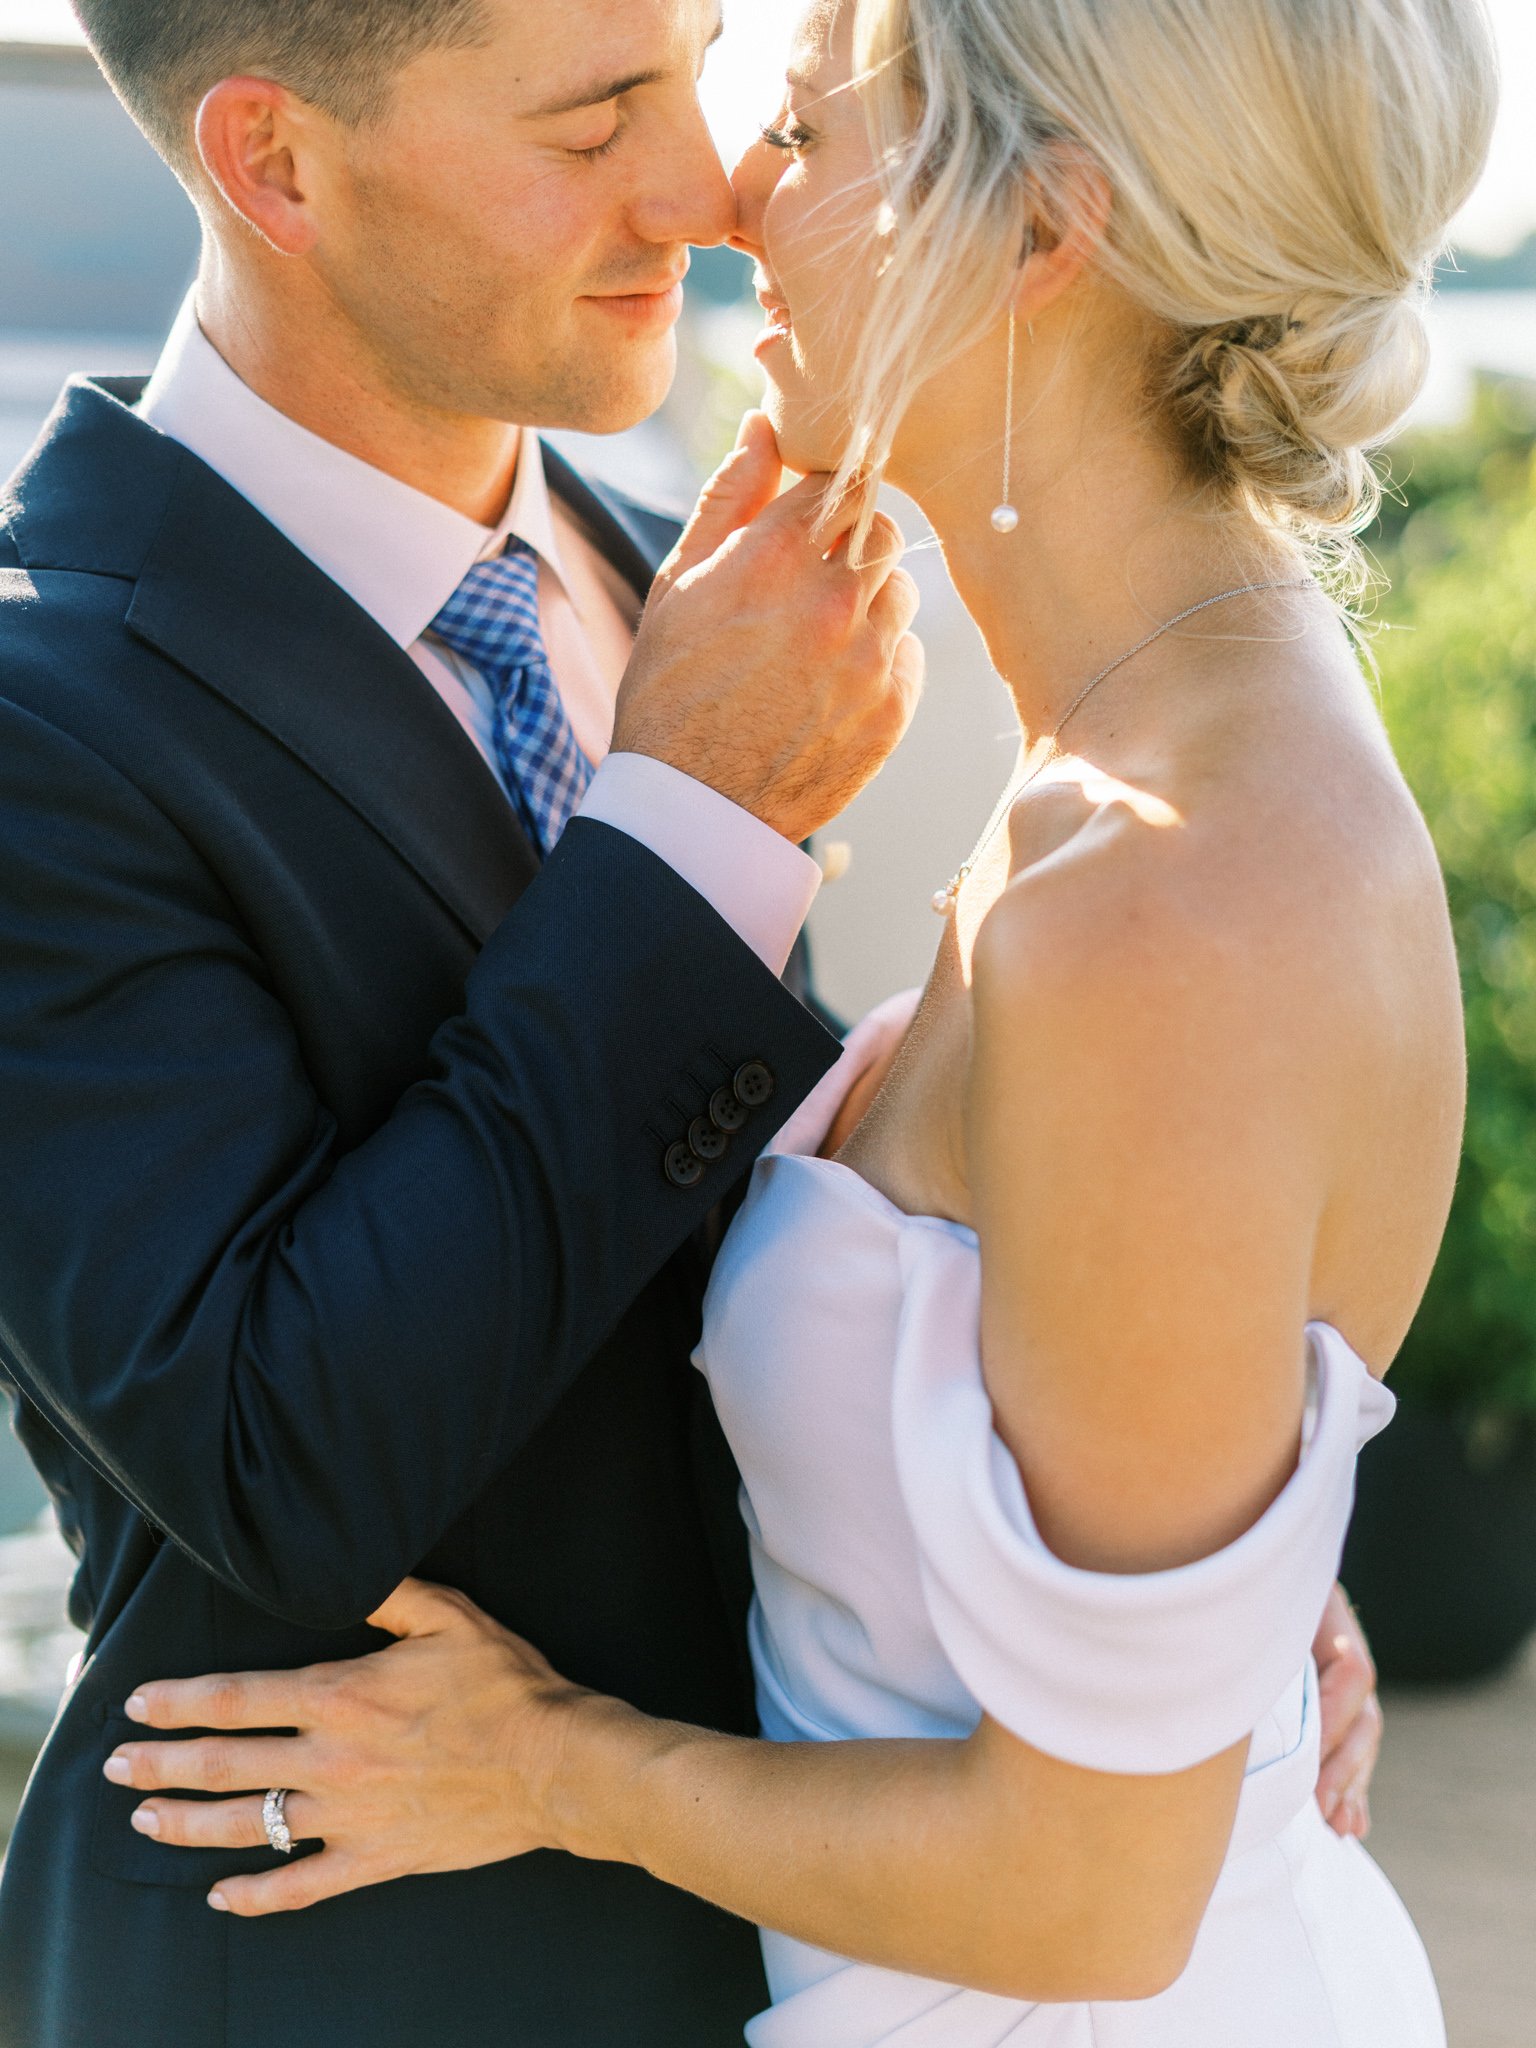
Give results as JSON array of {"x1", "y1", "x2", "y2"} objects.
[
  {"x1": 103, "y1": 1756, "x2": 133, "y2": 1784},
  {"x1": 125, "y1": 1695, "x2": 149, "y2": 1723},
  {"x1": 130, "y1": 1807, "x2": 160, "y2": 1836},
  {"x1": 208, "y1": 1891, "x2": 229, "y2": 1913}
]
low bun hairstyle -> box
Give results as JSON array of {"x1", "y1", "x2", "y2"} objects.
[
  {"x1": 839, "y1": 0, "x2": 1499, "y2": 585},
  {"x1": 1166, "y1": 293, "x2": 1432, "y2": 536}
]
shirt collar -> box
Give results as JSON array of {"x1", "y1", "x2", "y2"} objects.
[{"x1": 137, "y1": 292, "x2": 568, "y2": 650}]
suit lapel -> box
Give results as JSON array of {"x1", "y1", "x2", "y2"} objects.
[
  {"x1": 125, "y1": 441, "x2": 541, "y2": 945},
  {"x1": 9, "y1": 382, "x2": 688, "y2": 949}
]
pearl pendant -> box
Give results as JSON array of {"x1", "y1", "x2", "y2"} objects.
[
  {"x1": 932, "y1": 874, "x2": 964, "y2": 916},
  {"x1": 990, "y1": 504, "x2": 1020, "y2": 536}
]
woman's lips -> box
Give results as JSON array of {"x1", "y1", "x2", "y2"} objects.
[
  {"x1": 753, "y1": 324, "x2": 792, "y2": 363},
  {"x1": 753, "y1": 284, "x2": 795, "y2": 357}
]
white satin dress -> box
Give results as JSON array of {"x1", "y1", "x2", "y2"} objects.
[{"x1": 694, "y1": 1004, "x2": 1445, "y2": 2048}]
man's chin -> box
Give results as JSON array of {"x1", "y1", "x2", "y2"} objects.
[{"x1": 523, "y1": 334, "x2": 678, "y2": 439}]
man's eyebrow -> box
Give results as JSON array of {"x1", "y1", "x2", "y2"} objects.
[
  {"x1": 531, "y1": 67, "x2": 663, "y2": 116},
  {"x1": 529, "y1": 14, "x2": 725, "y2": 118}
]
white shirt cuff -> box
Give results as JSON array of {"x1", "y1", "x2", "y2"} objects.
[{"x1": 577, "y1": 753, "x2": 822, "y2": 976}]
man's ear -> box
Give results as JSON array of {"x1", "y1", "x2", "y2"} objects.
[{"x1": 194, "y1": 76, "x2": 322, "y2": 256}]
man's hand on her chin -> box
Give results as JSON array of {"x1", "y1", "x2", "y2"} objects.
[{"x1": 613, "y1": 413, "x2": 925, "y2": 844}]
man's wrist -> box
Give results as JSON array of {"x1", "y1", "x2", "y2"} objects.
[{"x1": 577, "y1": 753, "x2": 822, "y2": 977}]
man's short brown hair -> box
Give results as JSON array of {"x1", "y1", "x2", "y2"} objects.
[{"x1": 70, "y1": 0, "x2": 491, "y2": 165}]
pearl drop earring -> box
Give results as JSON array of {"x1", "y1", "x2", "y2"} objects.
[{"x1": 990, "y1": 310, "x2": 1020, "y2": 536}]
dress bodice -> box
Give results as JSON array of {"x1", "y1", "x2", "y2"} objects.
[
  {"x1": 699, "y1": 1141, "x2": 1393, "y2": 1758},
  {"x1": 691, "y1": 1012, "x2": 1440, "y2": 2048}
]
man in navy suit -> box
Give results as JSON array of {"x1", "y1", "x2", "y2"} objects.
[{"x1": 0, "y1": 1, "x2": 924, "y2": 2042}]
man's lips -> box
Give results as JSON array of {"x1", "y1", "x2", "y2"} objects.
[
  {"x1": 581, "y1": 278, "x2": 687, "y2": 326},
  {"x1": 590, "y1": 271, "x2": 689, "y2": 300}
]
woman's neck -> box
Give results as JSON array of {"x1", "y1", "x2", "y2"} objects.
[{"x1": 891, "y1": 384, "x2": 1294, "y2": 753}]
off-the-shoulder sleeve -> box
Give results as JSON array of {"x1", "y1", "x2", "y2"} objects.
[{"x1": 888, "y1": 1228, "x2": 1395, "y2": 1775}]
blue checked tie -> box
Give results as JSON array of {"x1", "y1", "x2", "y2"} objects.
[{"x1": 429, "y1": 538, "x2": 594, "y2": 855}]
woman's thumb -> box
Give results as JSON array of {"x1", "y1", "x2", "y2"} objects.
[{"x1": 367, "y1": 1577, "x2": 463, "y2": 1640}]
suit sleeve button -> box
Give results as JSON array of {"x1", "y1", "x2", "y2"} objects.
[
  {"x1": 734, "y1": 1061, "x2": 776, "y2": 1109},
  {"x1": 665, "y1": 1141, "x2": 706, "y2": 1189},
  {"x1": 709, "y1": 1086, "x2": 749, "y2": 1134},
  {"x1": 689, "y1": 1116, "x2": 730, "y2": 1163}
]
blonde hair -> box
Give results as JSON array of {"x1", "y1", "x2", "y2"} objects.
[{"x1": 837, "y1": 0, "x2": 1499, "y2": 586}]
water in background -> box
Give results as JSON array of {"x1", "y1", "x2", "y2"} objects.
[{"x1": 1418, "y1": 293, "x2": 1536, "y2": 424}]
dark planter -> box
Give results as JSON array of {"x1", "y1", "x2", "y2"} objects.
[{"x1": 1342, "y1": 1397, "x2": 1536, "y2": 1685}]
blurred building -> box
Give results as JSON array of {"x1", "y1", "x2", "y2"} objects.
[
  {"x1": 0, "y1": 38, "x2": 198, "y2": 472},
  {"x1": 0, "y1": 39, "x2": 195, "y2": 329}
]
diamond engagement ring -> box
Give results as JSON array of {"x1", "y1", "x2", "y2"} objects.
[{"x1": 262, "y1": 1788, "x2": 294, "y2": 1856}]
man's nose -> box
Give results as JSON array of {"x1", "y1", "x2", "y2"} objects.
[
  {"x1": 727, "y1": 134, "x2": 776, "y2": 260},
  {"x1": 631, "y1": 100, "x2": 738, "y2": 249}
]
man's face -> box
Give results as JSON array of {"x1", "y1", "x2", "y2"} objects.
[{"x1": 304, "y1": 0, "x2": 732, "y2": 433}]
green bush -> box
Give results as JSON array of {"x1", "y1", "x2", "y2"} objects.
[{"x1": 1376, "y1": 382, "x2": 1536, "y2": 1421}]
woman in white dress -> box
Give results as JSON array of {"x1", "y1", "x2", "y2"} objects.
[{"x1": 112, "y1": 0, "x2": 1496, "y2": 2039}]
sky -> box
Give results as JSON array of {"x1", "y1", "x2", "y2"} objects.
[{"x1": 4, "y1": 0, "x2": 1533, "y2": 254}]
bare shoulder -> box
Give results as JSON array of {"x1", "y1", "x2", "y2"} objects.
[
  {"x1": 965, "y1": 708, "x2": 1464, "y2": 1368},
  {"x1": 973, "y1": 723, "x2": 1449, "y2": 1068}
]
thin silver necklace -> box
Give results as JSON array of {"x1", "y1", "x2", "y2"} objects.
[{"x1": 930, "y1": 578, "x2": 1312, "y2": 916}]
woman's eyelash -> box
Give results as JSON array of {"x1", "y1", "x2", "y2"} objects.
[{"x1": 760, "y1": 121, "x2": 814, "y2": 153}]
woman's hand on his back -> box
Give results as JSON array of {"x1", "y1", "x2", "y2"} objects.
[
  {"x1": 1314, "y1": 1583, "x2": 1383, "y2": 1840},
  {"x1": 103, "y1": 1580, "x2": 590, "y2": 1917}
]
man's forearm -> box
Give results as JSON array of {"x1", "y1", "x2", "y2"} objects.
[{"x1": 0, "y1": 764, "x2": 837, "y2": 1626}]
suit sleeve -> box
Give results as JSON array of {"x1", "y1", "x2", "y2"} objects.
[{"x1": 0, "y1": 698, "x2": 839, "y2": 1628}]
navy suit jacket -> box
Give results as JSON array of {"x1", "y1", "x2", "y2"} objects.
[{"x1": 0, "y1": 379, "x2": 840, "y2": 2048}]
